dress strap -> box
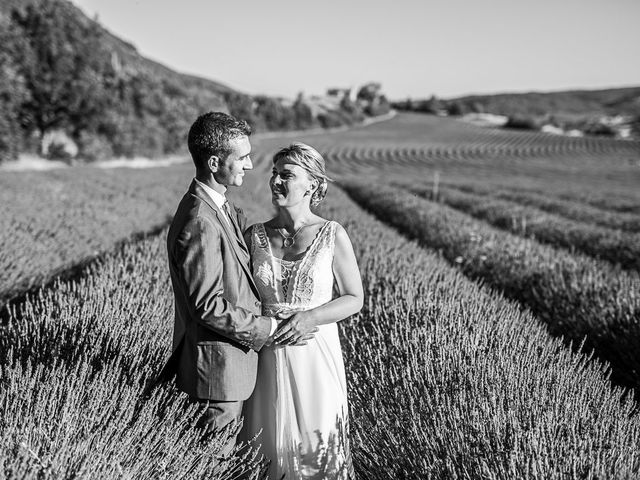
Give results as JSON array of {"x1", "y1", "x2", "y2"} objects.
[
  {"x1": 252, "y1": 223, "x2": 270, "y2": 252},
  {"x1": 310, "y1": 220, "x2": 337, "y2": 256}
]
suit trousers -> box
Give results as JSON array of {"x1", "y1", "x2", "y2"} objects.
[{"x1": 190, "y1": 397, "x2": 243, "y2": 455}]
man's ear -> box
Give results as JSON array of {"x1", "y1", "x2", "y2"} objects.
[{"x1": 207, "y1": 155, "x2": 220, "y2": 173}]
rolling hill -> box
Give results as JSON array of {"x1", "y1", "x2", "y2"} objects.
[
  {"x1": 450, "y1": 86, "x2": 640, "y2": 118},
  {"x1": 0, "y1": 0, "x2": 388, "y2": 163},
  {"x1": 395, "y1": 86, "x2": 640, "y2": 139},
  {"x1": 0, "y1": 0, "x2": 234, "y2": 99}
]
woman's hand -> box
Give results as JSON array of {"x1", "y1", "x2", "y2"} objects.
[{"x1": 273, "y1": 310, "x2": 318, "y2": 346}]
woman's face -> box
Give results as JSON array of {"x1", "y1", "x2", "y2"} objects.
[{"x1": 270, "y1": 159, "x2": 317, "y2": 208}]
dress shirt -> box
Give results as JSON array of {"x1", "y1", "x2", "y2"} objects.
[
  {"x1": 193, "y1": 178, "x2": 277, "y2": 337},
  {"x1": 194, "y1": 178, "x2": 231, "y2": 226}
]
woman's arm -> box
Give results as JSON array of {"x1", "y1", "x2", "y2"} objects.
[
  {"x1": 273, "y1": 224, "x2": 364, "y2": 346},
  {"x1": 244, "y1": 223, "x2": 280, "y2": 341}
]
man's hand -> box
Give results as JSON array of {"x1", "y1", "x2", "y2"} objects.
[{"x1": 273, "y1": 310, "x2": 318, "y2": 346}]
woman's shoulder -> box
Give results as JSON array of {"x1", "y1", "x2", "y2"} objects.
[
  {"x1": 321, "y1": 218, "x2": 345, "y2": 233},
  {"x1": 243, "y1": 222, "x2": 265, "y2": 242},
  {"x1": 326, "y1": 220, "x2": 351, "y2": 247},
  {"x1": 244, "y1": 222, "x2": 271, "y2": 250},
  {"x1": 308, "y1": 218, "x2": 349, "y2": 251}
]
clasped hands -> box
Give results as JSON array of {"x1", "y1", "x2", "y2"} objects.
[{"x1": 270, "y1": 309, "x2": 318, "y2": 347}]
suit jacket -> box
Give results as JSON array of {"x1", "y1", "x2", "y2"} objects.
[{"x1": 162, "y1": 180, "x2": 271, "y2": 401}]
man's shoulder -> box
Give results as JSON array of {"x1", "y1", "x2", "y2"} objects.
[
  {"x1": 169, "y1": 195, "x2": 223, "y2": 238},
  {"x1": 176, "y1": 192, "x2": 219, "y2": 219}
]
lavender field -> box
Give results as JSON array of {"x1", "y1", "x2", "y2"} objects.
[{"x1": 2, "y1": 113, "x2": 640, "y2": 478}]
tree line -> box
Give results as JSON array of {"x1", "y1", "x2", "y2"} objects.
[{"x1": 0, "y1": 0, "x2": 390, "y2": 163}]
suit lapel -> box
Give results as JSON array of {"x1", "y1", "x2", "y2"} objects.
[
  {"x1": 188, "y1": 181, "x2": 260, "y2": 297},
  {"x1": 226, "y1": 201, "x2": 249, "y2": 254},
  {"x1": 213, "y1": 208, "x2": 250, "y2": 264}
]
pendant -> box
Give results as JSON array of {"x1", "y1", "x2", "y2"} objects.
[{"x1": 283, "y1": 237, "x2": 295, "y2": 248}]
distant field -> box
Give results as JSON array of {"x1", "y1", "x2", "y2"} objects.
[{"x1": 2, "y1": 113, "x2": 640, "y2": 478}]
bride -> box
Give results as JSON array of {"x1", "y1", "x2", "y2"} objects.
[{"x1": 240, "y1": 142, "x2": 363, "y2": 479}]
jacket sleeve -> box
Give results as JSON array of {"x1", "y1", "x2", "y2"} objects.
[{"x1": 174, "y1": 217, "x2": 270, "y2": 351}]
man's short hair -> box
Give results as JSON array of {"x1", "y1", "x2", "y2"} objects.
[{"x1": 187, "y1": 112, "x2": 252, "y2": 170}]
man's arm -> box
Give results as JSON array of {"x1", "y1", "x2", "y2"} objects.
[{"x1": 175, "y1": 217, "x2": 271, "y2": 351}]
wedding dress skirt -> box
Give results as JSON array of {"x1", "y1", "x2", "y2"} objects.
[{"x1": 241, "y1": 222, "x2": 353, "y2": 479}]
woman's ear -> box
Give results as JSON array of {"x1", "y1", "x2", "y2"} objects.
[{"x1": 309, "y1": 178, "x2": 319, "y2": 195}]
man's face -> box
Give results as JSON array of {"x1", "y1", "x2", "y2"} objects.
[{"x1": 214, "y1": 135, "x2": 253, "y2": 187}]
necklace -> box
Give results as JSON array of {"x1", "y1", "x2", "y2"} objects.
[{"x1": 277, "y1": 225, "x2": 304, "y2": 248}]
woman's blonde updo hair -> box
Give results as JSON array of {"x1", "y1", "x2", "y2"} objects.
[{"x1": 272, "y1": 142, "x2": 333, "y2": 207}]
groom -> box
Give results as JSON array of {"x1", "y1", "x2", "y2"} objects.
[{"x1": 161, "y1": 112, "x2": 276, "y2": 447}]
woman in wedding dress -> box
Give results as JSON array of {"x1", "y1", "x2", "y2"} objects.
[{"x1": 241, "y1": 142, "x2": 363, "y2": 479}]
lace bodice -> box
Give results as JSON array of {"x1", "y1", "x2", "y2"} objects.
[{"x1": 250, "y1": 221, "x2": 337, "y2": 316}]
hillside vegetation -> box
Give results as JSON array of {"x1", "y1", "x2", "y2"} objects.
[
  {"x1": 450, "y1": 87, "x2": 640, "y2": 117},
  {"x1": 0, "y1": 0, "x2": 389, "y2": 163}
]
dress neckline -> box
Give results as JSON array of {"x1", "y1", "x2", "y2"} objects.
[{"x1": 259, "y1": 221, "x2": 331, "y2": 263}]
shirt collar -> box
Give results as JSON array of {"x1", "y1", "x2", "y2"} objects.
[{"x1": 194, "y1": 178, "x2": 226, "y2": 209}]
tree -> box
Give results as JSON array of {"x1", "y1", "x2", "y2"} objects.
[
  {"x1": 11, "y1": 0, "x2": 110, "y2": 142},
  {"x1": 339, "y1": 95, "x2": 365, "y2": 123},
  {"x1": 357, "y1": 82, "x2": 382, "y2": 103},
  {"x1": 223, "y1": 92, "x2": 259, "y2": 128},
  {"x1": 447, "y1": 101, "x2": 468, "y2": 116},
  {"x1": 293, "y1": 93, "x2": 316, "y2": 130},
  {"x1": 0, "y1": 15, "x2": 30, "y2": 161},
  {"x1": 254, "y1": 96, "x2": 295, "y2": 131}
]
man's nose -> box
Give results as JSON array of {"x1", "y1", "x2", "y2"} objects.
[{"x1": 244, "y1": 156, "x2": 253, "y2": 170}]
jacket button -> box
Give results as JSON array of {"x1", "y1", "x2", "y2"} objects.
[{"x1": 255, "y1": 301, "x2": 260, "y2": 307}]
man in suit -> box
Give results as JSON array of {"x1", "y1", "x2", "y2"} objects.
[{"x1": 163, "y1": 112, "x2": 276, "y2": 448}]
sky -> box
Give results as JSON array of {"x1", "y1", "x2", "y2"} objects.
[{"x1": 69, "y1": 0, "x2": 640, "y2": 100}]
